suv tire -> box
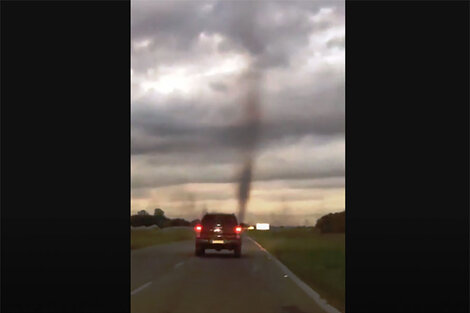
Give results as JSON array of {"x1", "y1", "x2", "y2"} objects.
[
  {"x1": 234, "y1": 245, "x2": 241, "y2": 258},
  {"x1": 195, "y1": 246, "x2": 205, "y2": 257}
]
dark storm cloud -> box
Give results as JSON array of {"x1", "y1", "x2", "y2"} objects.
[
  {"x1": 131, "y1": 0, "x2": 344, "y2": 72},
  {"x1": 131, "y1": 1, "x2": 206, "y2": 46},
  {"x1": 131, "y1": 116, "x2": 344, "y2": 156},
  {"x1": 131, "y1": 74, "x2": 344, "y2": 157},
  {"x1": 208, "y1": 1, "x2": 342, "y2": 69}
]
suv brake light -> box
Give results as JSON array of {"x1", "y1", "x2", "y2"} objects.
[
  {"x1": 195, "y1": 224, "x2": 202, "y2": 232},
  {"x1": 235, "y1": 226, "x2": 242, "y2": 233}
]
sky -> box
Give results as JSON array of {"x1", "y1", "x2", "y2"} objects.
[{"x1": 131, "y1": 0, "x2": 345, "y2": 226}]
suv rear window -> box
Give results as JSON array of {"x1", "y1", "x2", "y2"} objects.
[{"x1": 201, "y1": 214, "x2": 238, "y2": 227}]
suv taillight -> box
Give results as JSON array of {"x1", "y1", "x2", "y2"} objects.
[
  {"x1": 195, "y1": 224, "x2": 202, "y2": 232},
  {"x1": 235, "y1": 226, "x2": 242, "y2": 233}
]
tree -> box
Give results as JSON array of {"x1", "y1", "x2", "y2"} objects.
[
  {"x1": 167, "y1": 218, "x2": 190, "y2": 227},
  {"x1": 151, "y1": 209, "x2": 169, "y2": 227},
  {"x1": 154, "y1": 208, "x2": 164, "y2": 216},
  {"x1": 315, "y1": 211, "x2": 345, "y2": 233},
  {"x1": 137, "y1": 210, "x2": 149, "y2": 216},
  {"x1": 131, "y1": 214, "x2": 155, "y2": 227}
]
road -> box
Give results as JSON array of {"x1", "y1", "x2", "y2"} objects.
[{"x1": 131, "y1": 236, "x2": 334, "y2": 313}]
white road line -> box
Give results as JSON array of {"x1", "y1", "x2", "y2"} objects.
[
  {"x1": 247, "y1": 237, "x2": 342, "y2": 313},
  {"x1": 174, "y1": 261, "x2": 184, "y2": 269},
  {"x1": 131, "y1": 281, "x2": 152, "y2": 296}
]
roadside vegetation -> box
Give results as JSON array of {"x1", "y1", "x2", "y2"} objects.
[
  {"x1": 131, "y1": 227, "x2": 194, "y2": 250},
  {"x1": 130, "y1": 208, "x2": 197, "y2": 250},
  {"x1": 248, "y1": 226, "x2": 345, "y2": 313},
  {"x1": 131, "y1": 208, "x2": 200, "y2": 228}
]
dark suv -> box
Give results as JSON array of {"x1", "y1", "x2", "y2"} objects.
[{"x1": 194, "y1": 213, "x2": 242, "y2": 257}]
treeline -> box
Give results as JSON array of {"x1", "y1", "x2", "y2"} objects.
[
  {"x1": 131, "y1": 208, "x2": 200, "y2": 228},
  {"x1": 315, "y1": 211, "x2": 345, "y2": 233}
]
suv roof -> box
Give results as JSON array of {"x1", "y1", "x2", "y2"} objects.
[{"x1": 201, "y1": 213, "x2": 238, "y2": 226}]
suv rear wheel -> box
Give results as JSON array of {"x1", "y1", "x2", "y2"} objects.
[
  {"x1": 195, "y1": 246, "x2": 205, "y2": 257},
  {"x1": 234, "y1": 245, "x2": 241, "y2": 258}
]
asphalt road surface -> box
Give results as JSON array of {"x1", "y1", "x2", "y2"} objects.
[{"x1": 131, "y1": 236, "x2": 333, "y2": 313}]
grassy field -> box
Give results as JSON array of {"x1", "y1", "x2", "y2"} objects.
[
  {"x1": 131, "y1": 227, "x2": 195, "y2": 250},
  {"x1": 248, "y1": 227, "x2": 345, "y2": 313}
]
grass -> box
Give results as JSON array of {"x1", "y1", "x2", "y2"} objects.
[
  {"x1": 131, "y1": 227, "x2": 195, "y2": 250},
  {"x1": 248, "y1": 227, "x2": 345, "y2": 313}
]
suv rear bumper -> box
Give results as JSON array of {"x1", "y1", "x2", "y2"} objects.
[{"x1": 196, "y1": 238, "x2": 241, "y2": 250}]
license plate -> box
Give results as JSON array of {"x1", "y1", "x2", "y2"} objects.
[{"x1": 212, "y1": 240, "x2": 224, "y2": 244}]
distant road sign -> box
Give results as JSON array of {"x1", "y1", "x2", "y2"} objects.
[{"x1": 256, "y1": 223, "x2": 270, "y2": 230}]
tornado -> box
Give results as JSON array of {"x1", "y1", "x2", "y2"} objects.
[
  {"x1": 237, "y1": 159, "x2": 252, "y2": 223},
  {"x1": 236, "y1": 70, "x2": 261, "y2": 223}
]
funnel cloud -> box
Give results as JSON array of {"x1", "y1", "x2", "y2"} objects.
[{"x1": 235, "y1": 69, "x2": 262, "y2": 223}]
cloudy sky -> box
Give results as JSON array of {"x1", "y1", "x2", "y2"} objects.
[{"x1": 131, "y1": 0, "x2": 345, "y2": 226}]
